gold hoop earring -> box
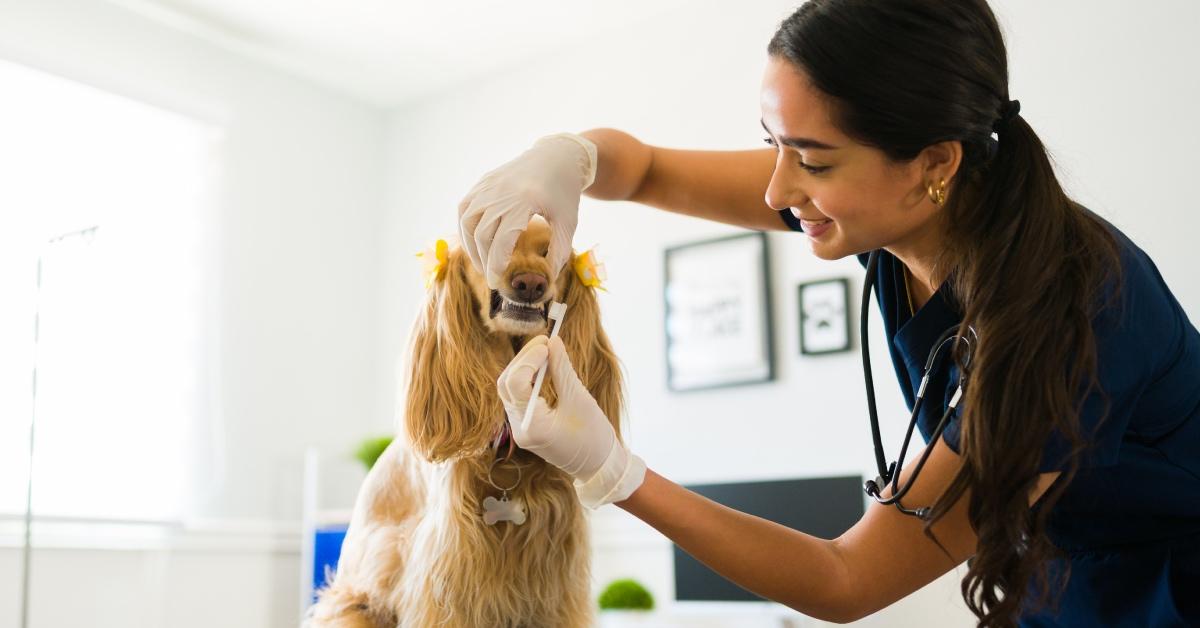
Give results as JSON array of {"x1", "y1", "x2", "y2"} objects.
[{"x1": 927, "y1": 178, "x2": 947, "y2": 206}]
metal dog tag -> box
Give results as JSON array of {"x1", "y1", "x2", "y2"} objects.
[{"x1": 482, "y1": 493, "x2": 526, "y2": 526}]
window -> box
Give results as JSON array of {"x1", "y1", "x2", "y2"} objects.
[{"x1": 0, "y1": 59, "x2": 219, "y2": 524}]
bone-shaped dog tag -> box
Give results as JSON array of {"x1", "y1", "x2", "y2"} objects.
[{"x1": 482, "y1": 494, "x2": 526, "y2": 526}]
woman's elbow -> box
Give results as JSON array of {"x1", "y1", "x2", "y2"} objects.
[
  {"x1": 778, "y1": 599, "x2": 863, "y2": 625},
  {"x1": 778, "y1": 578, "x2": 865, "y2": 624},
  {"x1": 830, "y1": 604, "x2": 870, "y2": 624},
  {"x1": 778, "y1": 544, "x2": 867, "y2": 624}
]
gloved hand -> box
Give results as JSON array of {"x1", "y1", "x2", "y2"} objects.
[
  {"x1": 497, "y1": 335, "x2": 646, "y2": 509},
  {"x1": 458, "y1": 133, "x2": 598, "y2": 289}
]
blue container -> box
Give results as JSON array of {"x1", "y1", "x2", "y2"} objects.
[{"x1": 312, "y1": 523, "x2": 349, "y2": 602}]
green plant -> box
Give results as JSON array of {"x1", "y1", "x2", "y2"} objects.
[
  {"x1": 354, "y1": 435, "x2": 393, "y2": 471},
  {"x1": 597, "y1": 578, "x2": 654, "y2": 611}
]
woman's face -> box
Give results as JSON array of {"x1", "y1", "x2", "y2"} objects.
[{"x1": 760, "y1": 56, "x2": 944, "y2": 261}]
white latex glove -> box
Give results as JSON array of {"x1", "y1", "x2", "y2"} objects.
[
  {"x1": 497, "y1": 335, "x2": 646, "y2": 509},
  {"x1": 458, "y1": 133, "x2": 598, "y2": 288}
]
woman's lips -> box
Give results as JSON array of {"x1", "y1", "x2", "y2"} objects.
[{"x1": 800, "y1": 217, "x2": 834, "y2": 238}]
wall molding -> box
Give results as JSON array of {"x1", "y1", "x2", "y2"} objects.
[{"x1": 0, "y1": 515, "x2": 301, "y2": 553}]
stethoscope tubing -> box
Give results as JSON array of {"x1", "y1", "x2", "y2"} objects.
[{"x1": 861, "y1": 250, "x2": 974, "y2": 519}]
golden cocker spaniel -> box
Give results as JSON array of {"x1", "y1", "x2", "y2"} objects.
[{"x1": 309, "y1": 217, "x2": 624, "y2": 627}]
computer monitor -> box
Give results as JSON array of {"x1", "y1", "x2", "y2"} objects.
[{"x1": 673, "y1": 476, "x2": 865, "y2": 602}]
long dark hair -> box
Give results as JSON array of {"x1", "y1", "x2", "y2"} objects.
[{"x1": 769, "y1": 1, "x2": 1120, "y2": 626}]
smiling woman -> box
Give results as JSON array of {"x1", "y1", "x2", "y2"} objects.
[{"x1": 758, "y1": 55, "x2": 955, "y2": 271}]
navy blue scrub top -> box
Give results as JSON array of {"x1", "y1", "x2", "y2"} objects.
[{"x1": 780, "y1": 209, "x2": 1200, "y2": 626}]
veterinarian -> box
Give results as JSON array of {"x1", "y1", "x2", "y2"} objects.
[{"x1": 459, "y1": 1, "x2": 1200, "y2": 625}]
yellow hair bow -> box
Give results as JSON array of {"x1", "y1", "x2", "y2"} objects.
[
  {"x1": 416, "y1": 238, "x2": 449, "y2": 288},
  {"x1": 573, "y1": 247, "x2": 607, "y2": 292}
]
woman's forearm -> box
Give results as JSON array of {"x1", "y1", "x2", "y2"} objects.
[
  {"x1": 578, "y1": 128, "x2": 787, "y2": 231},
  {"x1": 616, "y1": 468, "x2": 853, "y2": 622}
]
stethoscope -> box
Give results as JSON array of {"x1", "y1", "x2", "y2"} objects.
[{"x1": 859, "y1": 250, "x2": 977, "y2": 520}]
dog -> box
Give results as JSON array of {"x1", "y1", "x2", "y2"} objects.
[{"x1": 308, "y1": 217, "x2": 624, "y2": 628}]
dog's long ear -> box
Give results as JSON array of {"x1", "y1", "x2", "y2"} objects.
[
  {"x1": 558, "y1": 254, "x2": 626, "y2": 440},
  {"x1": 400, "y1": 247, "x2": 504, "y2": 462}
]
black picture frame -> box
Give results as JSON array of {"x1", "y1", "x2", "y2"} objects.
[
  {"x1": 797, "y1": 277, "x2": 851, "y2": 355},
  {"x1": 663, "y1": 232, "x2": 774, "y2": 392}
]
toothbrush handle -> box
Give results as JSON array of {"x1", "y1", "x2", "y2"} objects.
[
  {"x1": 523, "y1": 365, "x2": 548, "y2": 428},
  {"x1": 522, "y1": 313, "x2": 566, "y2": 429}
]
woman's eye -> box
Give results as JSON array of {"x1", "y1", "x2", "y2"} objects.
[
  {"x1": 799, "y1": 161, "x2": 830, "y2": 175},
  {"x1": 765, "y1": 137, "x2": 829, "y2": 174}
]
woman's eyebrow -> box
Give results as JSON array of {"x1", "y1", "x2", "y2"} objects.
[{"x1": 760, "y1": 119, "x2": 839, "y2": 150}]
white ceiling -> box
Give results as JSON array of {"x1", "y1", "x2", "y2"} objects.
[{"x1": 106, "y1": 0, "x2": 696, "y2": 108}]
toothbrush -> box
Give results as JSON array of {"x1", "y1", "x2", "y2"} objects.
[{"x1": 522, "y1": 301, "x2": 567, "y2": 430}]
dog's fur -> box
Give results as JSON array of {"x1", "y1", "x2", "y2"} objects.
[{"x1": 308, "y1": 218, "x2": 624, "y2": 628}]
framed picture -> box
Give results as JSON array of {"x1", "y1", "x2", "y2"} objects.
[
  {"x1": 797, "y1": 278, "x2": 851, "y2": 355},
  {"x1": 663, "y1": 232, "x2": 774, "y2": 392}
]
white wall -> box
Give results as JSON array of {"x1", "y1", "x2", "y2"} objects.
[
  {"x1": 0, "y1": 0, "x2": 386, "y2": 626},
  {"x1": 380, "y1": 1, "x2": 1200, "y2": 626}
]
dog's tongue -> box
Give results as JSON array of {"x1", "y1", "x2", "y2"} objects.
[{"x1": 491, "y1": 421, "x2": 514, "y2": 458}]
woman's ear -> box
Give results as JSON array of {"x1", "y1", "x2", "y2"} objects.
[
  {"x1": 557, "y1": 252, "x2": 626, "y2": 440},
  {"x1": 918, "y1": 140, "x2": 963, "y2": 191},
  {"x1": 399, "y1": 248, "x2": 505, "y2": 461}
]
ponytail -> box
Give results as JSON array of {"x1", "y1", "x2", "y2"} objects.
[{"x1": 933, "y1": 104, "x2": 1121, "y2": 626}]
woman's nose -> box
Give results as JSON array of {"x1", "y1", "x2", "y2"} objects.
[{"x1": 764, "y1": 163, "x2": 807, "y2": 212}]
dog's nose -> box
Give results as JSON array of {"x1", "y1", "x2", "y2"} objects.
[{"x1": 511, "y1": 273, "x2": 547, "y2": 302}]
